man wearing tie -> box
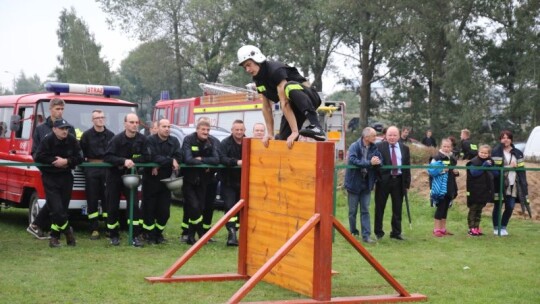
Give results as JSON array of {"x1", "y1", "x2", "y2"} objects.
[{"x1": 374, "y1": 126, "x2": 411, "y2": 240}]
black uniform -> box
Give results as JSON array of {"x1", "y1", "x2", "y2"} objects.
[
  {"x1": 103, "y1": 132, "x2": 149, "y2": 240},
  {"x1": 181, "y1": 132, "x2": 219, "y2": 244},
  {"x1": 253, "y1": 60, "x2": 322, "y2": 140},
  {"x1": 79, "y1": 127, "x2": 114, "y2": 232},
  {"x1": 460, "y1": 139, "x2": 478, "y2": 160},
  {"x1": 142, "y1": 133, "x2": 182, "y2": 243},
  {"x1": 466, "y1": 156, "x2": 494, "y2": 229},
  {"x1": 219, "y1": 135, "x2": 242, "y2": 229},
  {"x1": 31, "y1": 116, "x2": 76, "y2": 231},
  {"x1": 34, "y1": 132, "x2": 83, "y2": 240}
]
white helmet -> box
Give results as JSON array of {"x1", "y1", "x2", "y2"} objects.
[{"x1": 237, "y1": 45, "x2": 266, "y2": 66}]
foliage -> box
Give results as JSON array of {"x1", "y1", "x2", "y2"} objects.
[
  {"x1": 54, "y1": 8, "x2": 111, "y2": 84},
  {"x1": 14, "y1": 72, "x2": 43, "y2": 94}
]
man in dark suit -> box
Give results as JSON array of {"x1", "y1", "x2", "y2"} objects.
[{"x1": 374, "y1": 126, "x2": 411, "y2": 240}]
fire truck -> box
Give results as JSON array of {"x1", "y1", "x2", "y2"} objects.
[
  {"x1": 0, "y1": 82, "x2": 137, "y2": 223},
  {"x1": 153, "y1": 83, "x2": 347, "y2": 160}
]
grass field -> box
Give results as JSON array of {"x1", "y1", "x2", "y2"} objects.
[{"x1": 0, "y1": 190, "x2": 539, "y2": 303}]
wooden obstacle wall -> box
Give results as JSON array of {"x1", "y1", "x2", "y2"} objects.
[{"x1": 244, "y1": 140, "x2": 335, "y2": 297}]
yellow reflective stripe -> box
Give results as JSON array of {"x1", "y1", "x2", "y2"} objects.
[
  {"x1": 59, "y1": 221, "x2": 69, "y2": 231},
  {"x1": 202, "y1": 224, "x2": 211, "y2": 229},
  {"x1": 470, "y1": 144, "x2": 478, "y2": 150},
  {"x1": 75, "y1": 128, "x2": 83, "y2": 140},
  {"x1": 285, "y1": 83, "x2": 303, "y2": 99},
  {"x1": 51, "y1": 224, "x2": 60, "y2": 232},
  {"x1": 132, "y1": 154, "x2": 141, "y2": 159},
  {"x1": 189, "y1": 216, "x2": 203, "y2": 224},
  {"x1": 143, "y1": 223, "x2": 155, "y2": 230},
  {"x1": 88, "y1": 212, "x2": 99, "y2": 219},
  {"x1": 102, "y1": 212, "x2": 108, "y2": 218},
  {"x1": 156, "y1": 223, "x2": 166, "y2": 231},
  {"x1": 466, "y1": 191, "x2": 470, "y2": 196},
  {"x1": 442, "y1": 160, "x2": 450, "y2": 165},
  {"x1": 257, "y1": 85, "x2": 266, "y2": 93},
  {"x1": 181, "y1": 222, "x2": 188, "y2": 229},
  {"x1": 191, "y1": 146, "x2": 199, "y2": 151},
  {"x1": 235, "y1": 223, "x2": 240, "y2": 228},
  {"x1": 229, "y1": 216, "x2": 238, "y2": 223},
  {"x1": 193, "y1": 103, "x2": 263, "y2": 114},
  {"x1": 107, "y1": 222, "x2": 120, "y2": 229}
]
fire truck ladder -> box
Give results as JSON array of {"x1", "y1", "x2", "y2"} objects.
[{"x1": 199, "y1": 82, "x2": 257, "y2": 96}]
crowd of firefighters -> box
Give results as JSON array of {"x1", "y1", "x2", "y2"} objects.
[{"x1": 27, "y1": 97, "x2": 260, "y2": 248}]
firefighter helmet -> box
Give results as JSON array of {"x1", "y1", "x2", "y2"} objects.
[{"x1": 237, "y1": 45, "x2": 266, "y2": 66}]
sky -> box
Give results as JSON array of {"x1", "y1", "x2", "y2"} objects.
[
  {"x1": 0, "y1": 0, "x2": 138, "y2": 90},
  {"x1": 0, "y1": 0, "x2": 345, "y2": 95}
]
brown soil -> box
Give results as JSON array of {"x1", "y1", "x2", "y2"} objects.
[{"x1": 410, "y1": 161, "x2": 540, "y2": 221}]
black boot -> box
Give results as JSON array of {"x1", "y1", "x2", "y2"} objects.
[
  {"x1": 227, "y1": 227, "x2": 238, "y2": 247},
  {"x1": 186, "y1": 224, "x2": 197, "y2": 245}
]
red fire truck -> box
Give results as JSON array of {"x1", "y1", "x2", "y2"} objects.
[
  {"x1": 153, "y1": 83, "x2": 347, "y2": 159},
  {"x1": 0, "y1": 82, "x2": 137, "y2": 223}
]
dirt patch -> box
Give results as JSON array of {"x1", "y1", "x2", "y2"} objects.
[{"x1": 410, "y1": 161, "x2": 540, "y2": 221}]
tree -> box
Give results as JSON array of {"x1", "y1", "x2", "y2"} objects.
[
  {"x1": 14, "y1": 72, "x2": 42, "y2": 94},
  {"x1": 119, "y1": 39, "x2": 177, "y2": 118},
  {"x1": 54, "y1": 8, "x2": 111, "y2": 84}
]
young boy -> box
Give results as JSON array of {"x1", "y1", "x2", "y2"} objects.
[{"x1": 466, "y1": 145, "x2": 494, "y2": 236}]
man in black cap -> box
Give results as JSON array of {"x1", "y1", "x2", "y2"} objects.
[{"x1": 34, "y1": 119, "x2": 83, "y2": 247}]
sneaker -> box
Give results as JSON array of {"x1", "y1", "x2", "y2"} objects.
[
  {"x1": 49, "y1": 236, "x2": 61, "y2": 248},
  {"x1": 299, "y1": 125, "x2": 326, "y2": 141},
  {"x1": 494, "y1": 229, "x2": 499, "y2": 236},
  {"x1": 476, "y1": 228, "x2": 484, "y2": 236},
  {"x1": 90, "y1": 230, "x2": 100, "y2": 240},
  {"x1": 441, "y1": 229, "x2": 454, "y2": 236},
  {"x1": 27, "y1": 224, "x2": 50, "y2": 240},
  {"x1": 363, "y1": 237, "x2": 376, "y2": 244},
  {"x1": 110, "y1": 236, "x2": 120, "y2": 246},
  {"x1": 433, "y1": 229, "x2": 444, "y2": 237},
  {"x1": 65, "y1": 227, "x2": 76, "y2": 246},
  {"x1": 501, "y1": 228, "x2": 509, "y2": 236},
  {"x1": 468, "y1": 229, "x2": 477, "y2": 236},
  {"x1": 132, "y1": 236, "x2": 144, "y2": 248}
]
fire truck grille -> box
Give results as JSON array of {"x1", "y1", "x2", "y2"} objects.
[{"x1": 73, "y1": 167, "x2": 86, "y2": 190}]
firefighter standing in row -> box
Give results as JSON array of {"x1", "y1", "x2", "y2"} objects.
[
  {"x1": 79, "y1": 109, "x2": 115, "y2": 240},
  {"x1": 219, "y1": 119, "x2": 245, "y2": 246},
  {"x1": 181, "y1": 120, "x2": 220, "y2": 245},
  {"x1": 34, "y1": 119, "x2": 83, "y2": 247},
  {"x1": 104, "y1": 113, "x2": 150, "y2": 247},
  {"x1": 237, "y1": 45, "x2": 326, "y2": 148},
  {"x1": 142, "y1": 119, "x2": 182, "y2": 244},
  {"x1": 27, "y1": 98, "x2": 76, "y2": 240}
]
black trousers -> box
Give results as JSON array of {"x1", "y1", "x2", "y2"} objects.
[
  {"x1": 374, "y1": 176, "x2": 404, "y2": 237},
  {"x1": 106, "y1": 172, "x2": 141, "y2": 238},
  {"x1": 202, "y1": 178, "x2": 218, "y2": 230},
  {"x1": 84, "y1": 167, "x2": 107, "y2": 231},
  {"x1": 182, "y1": 181, "x2": 208, "y2": 225},
  {"x1": 42, "y1": 172, "x2": 73, "y2": 238},
  {"x1": 276, "y1": 84, "x2": 321, "y2": 140},
  {"x1": 142, "y1": 178, "x2": 171, "y2": 234},
  {"x1": 222, "y1": 184, "x2": 240, "y2": 229}
]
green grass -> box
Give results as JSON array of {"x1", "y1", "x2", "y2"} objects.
[{"x1": 1, "y1": 191, "x2": 539, "y2": 303}]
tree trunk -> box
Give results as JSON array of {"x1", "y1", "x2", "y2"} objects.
[{"x1": 359, "y1": 33, "x2": 373, "y2": 130}]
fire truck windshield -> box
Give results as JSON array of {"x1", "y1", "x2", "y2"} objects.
[{"x1": 36, "y1": 101, "x2": 137, "y2": 134}]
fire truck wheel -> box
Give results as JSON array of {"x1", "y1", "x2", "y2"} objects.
[{"x1": 28, "y1": 192, "x2": 40, "y2": 225}]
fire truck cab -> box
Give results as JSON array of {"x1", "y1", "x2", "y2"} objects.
[
  {"x1": 153, "y1": 83, "x2": 347, "y2": 160},
  {"x1": 0, "y1": 82, "x2": 137, "y2": 223}
]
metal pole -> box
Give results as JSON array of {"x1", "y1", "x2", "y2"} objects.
[
  {"x1": 497, "y1": 167, "x2": 504, "y2": 236},
  {"x1": 128, "y1": 167, "x2": 135, "y2": 245}
]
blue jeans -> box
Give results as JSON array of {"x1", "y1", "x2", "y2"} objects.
[
  {"x1": 348, "y1": 189, "x2": 372, "y2": 240},
  {"x1": 492, "y1": 195, "x2": 516, "y2": 228}
]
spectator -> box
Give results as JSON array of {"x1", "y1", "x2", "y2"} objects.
[
  {"x1": 34, "y1": 119, "x2": 83, "y2": 247},
  {"x1": 344, "y1": 127, "x2": 381, "y2": 243},
  {"x1": 460, "y1": 129, "x2": 478, "y2": 160},
  {"x1": 421, "y1": 129, "x2": 437, "y2": 147},
  {"x1": 79, "y1": 109, "x2": 115, "y2": 240},
  {"x1": 428, "y1": 138, "x2": 459, "y2": 237},
  {"x1": 374, "y1": 126, "x2": 411, "y2": 240},
  {"x1": 181, "y1": 120, "x2": 220, "y2": 245},
  {"x1": 104, "y1": 113, "x2": 149, "y2": 247},
  {"x1": 142, "y1": 119, "x2": 182, "y2": 244},
  {"x1": 219, "y1": 120, "x2": 245, "y2": 246},
  {"x1": 491, "y1": 130, "x2": 529, "y2": 236},
  {"x1": 252, "y1": 122, "x2": 266, "y2": 139},
  {"x1": 465, "y1": 144, "x2": 494, "y2": 236},
  {"x1": 399, "y1": 127, "x2": 411, "y2": 144}
]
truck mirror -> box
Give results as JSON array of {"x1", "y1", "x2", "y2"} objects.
[{"x1": 10, "y1": 115, "x2": 21, "y2": 132}]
